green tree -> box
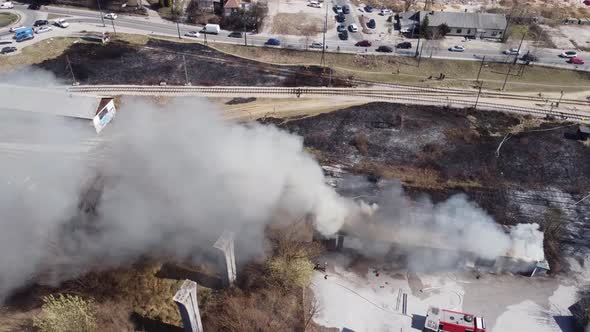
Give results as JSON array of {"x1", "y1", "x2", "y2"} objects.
[
  {"x1": 420, "y1": 15, "x2": 430, "y2": 38},
  {"x1": 33, "y1": 294, "x2": 97, "y2": 332},
  {"x1": 437, "y1": 23, "x2": 450, "y2": 38}
]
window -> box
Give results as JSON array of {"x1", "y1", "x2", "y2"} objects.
[
  {"x1": 492, "y1": 31, "x2": 497, "y2": 36},
  {"x1": 467, "y1": 29, "x2": 471, "y2": 34},
  {"x1": 456, "y1": 28, "x2": 462, "y2": 33}
]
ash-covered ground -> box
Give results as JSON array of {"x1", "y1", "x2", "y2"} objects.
[
  {"x1": 266, "y1": 102, "x2": 590, "y2": 272},
  {"x1": 35, "y1": 39, "x2": 344, "y2": 87}
]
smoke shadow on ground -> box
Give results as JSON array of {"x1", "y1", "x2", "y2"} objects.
[
  {"x1": 156, "y1": 263, "x2": 223, "y2": 290},
  {"x1": 411, "y1": 314, "x2": 427, "y2": 330},
  {"x1": 130, "y1": 312, "x2": 183, "y2": 332}
]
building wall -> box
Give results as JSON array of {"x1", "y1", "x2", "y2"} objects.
[{"x1": 439, "y1": 26, "x2": 504, "y2": 39}]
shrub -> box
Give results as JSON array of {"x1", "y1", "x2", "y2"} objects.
[{"x1": 33, "y1": 294, "x2": 97, "y2": 332}]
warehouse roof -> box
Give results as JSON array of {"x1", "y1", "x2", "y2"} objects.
[{"x1": 422, "y1": 11, "x2": 507, "y2": 30}]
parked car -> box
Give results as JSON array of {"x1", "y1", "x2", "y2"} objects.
[
  {"x1": 348, "y1": 23, "x2": 358, "y2": 32},
  {"x1": 334, "y1": 5, "x2": 342, "y2": 13},
  {"x1": 0, "y1": 1, "x2": 14, "y2": 9},
  {"x1": 337, "y1": 24, "x2": 346, "y2": 32},
  {"x1": 355, "y1": 40, "x2": 372, "y2": 47},
  {"x1": 310, "y1": 41, "x2": 324, "y2": 49},
  {"x1": 104, "y1": 13, "x2": 117, "y2": 20},
  {"x1": 448, "y1": 45, "x2": 465, "y2": 52},
  {"x1": 503, "y1": 48, "x2": 520, "y2": 55},
  {"x1": 364, "y1": 5, "x2": 373, "y2": 12},
  {"x1": 54, "y1": 18, "x2": 69, "y2": 28},
  {"x1": 367, "y1": 18, "x2": 376, "y2": 29},
  {"x1": 1, "y1": 46, "x2": 16, "y2": 54},
  {"x1": 34, "y1": 26, "x2": 52, "y2": 34},
  {"x1": 184, "y1": 31, "x2": 200, "y2": 38},
  {"x1": 379, "y1": 8, "x2": 392, "y2": 15},
  {"x1": 336, "y1": 13, "x2": 345, "y2": 23},
  {"x1": 338, "y1": 30, "x2": 348, "y2": 40},
  {"x1": 308, "y1": 0, "x2": 322, "y2": 7},
  {"x1": 33, "y1": 20, "x2": 49, "y2": 27},
  {"x1": 228, "y1": 31, "x2": 242, "y2": 38},
  {"x1": 265, "y1": 38, "x2": 280, "y2": 46},
  {"x1": 560, "y1": 50, "x2": 577, "y2": 58},
  {"x1": 376, "y1": 45, "x2": 393, "y2": 52},
  {"x1": 9, "y1": 25, "x2": 26, "y2": 33},
  {"x1": 521, "y1": 52, "x2": 538, "y2": 62},
  {"x1": 28, "y1": 3, "x2": 40, "y2": 9},
  {"x1": 396, "y1": 41, "x2": 412, "y2": 49},
  {"x1": 342, "y1": 4, "x2": 350, "y2": 14},
  {"x1": 0, "y1": 40, "x2": 12, "y2": 45},
  {"x1": 568, "y1": 56, "x2": 585, "y2": 64}
]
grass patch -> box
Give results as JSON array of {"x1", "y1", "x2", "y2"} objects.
[
  {"x1": 0, "y1": 12, "x2": 18, "y2": 28},
  {"x1": 212, "y1": 43, "x2": 590, "y2": 92},
  {"x1": 46, "y1": 13, "x2": 66, "y2": 20},
  {"x1": 506, "y1": 24, "x2": 536, "y2": 41},
  {"x1": 0, "y1": 37, "x2": 76, "y2": 71}
]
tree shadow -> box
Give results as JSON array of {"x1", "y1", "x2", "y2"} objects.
[{"x1": 130, "y1": 312, "x2": 183, "y2": 332}]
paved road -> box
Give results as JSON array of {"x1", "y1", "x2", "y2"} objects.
[{"x1": 1, "y1": 3, "x2": 589, "y2": 72}]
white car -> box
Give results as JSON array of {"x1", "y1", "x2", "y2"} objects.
[
  {"x1": 448, "y1": 45, "x2": 465, "y2": 52},
  {"x1": 308, "y1": 1, "x2": 322, "y2": 7},
  {"x1": 348, "y1": 23, "x2": 359, "y2": 32},
  {"x1": 310, "y1": 41, "x2": 324, "y2": 49},
  {"x1": 503, "y1": 48, "x2": 520, "y2": 55},
  {"x1": 184, "y1": 31, "x2": 200, "y2": 38},
  {"x1": 379, "y1": 8, "x2": 392, "y2": 15},
  {"x1": 54, "y1": 18, "x2": 69, "y2": 28},
  {"x1": 9, "y1": 25, "x2": 26, "y2": 33},
  {"x1": 334, "y1": 5, "x2": 342, "y2": 13},
  {"x1": 0, "y1": 1, "x2": 14, "y2": 9},
  {"x1": 560, "y1": 50, "x2": 578, "y2": 58},
  {"x1": 104, "y1": 13, "x2": 117, "y2": 20},
  {"x1": 35, "y1": 26, "x2": 52, "y2": 34}
]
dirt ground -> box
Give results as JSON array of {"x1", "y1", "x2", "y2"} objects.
[{"x1": 266, "y1": 102, "x2": 590, "y2": 272}]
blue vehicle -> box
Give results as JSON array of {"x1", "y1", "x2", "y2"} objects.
[
  {"x1": 14, "y1": 28, "x2": 34, "y2": 42},
  {"x1": 265, "y1": 38, "x2": 280, "y2": 46},
  {"x1": 364, "y1": 5, "x2": 373, "y2": 12}
]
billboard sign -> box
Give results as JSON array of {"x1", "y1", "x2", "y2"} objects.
[{"x1": 93, "y1": 99, "x2": 116, "y2": 134}]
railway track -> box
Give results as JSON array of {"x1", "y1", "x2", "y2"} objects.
[{"x1": 68, "y1": 85, "x2": 590, "y2": 121}]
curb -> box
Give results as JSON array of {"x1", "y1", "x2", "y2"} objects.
[{"x1": 0, "y1": 10, "x2": 22, "y2": 32}]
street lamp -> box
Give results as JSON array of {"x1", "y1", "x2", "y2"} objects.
[{"x1": 97, "y1": 0, "x2": 106, "y2": 27}]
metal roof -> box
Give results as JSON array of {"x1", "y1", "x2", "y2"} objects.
[{"x1": 422, "y1": 11, "x2": 507, "y2": 30}]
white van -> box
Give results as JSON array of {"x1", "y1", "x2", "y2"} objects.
[
  {"x1": 308, "y1": 0, "x2": 322, "y2": 8},
  {"x1": 0, "y1": 2, "x2": 14, "y2": 9},
  {"x1": 201, "y1": 24, "x2": 220, "y2": 35}
]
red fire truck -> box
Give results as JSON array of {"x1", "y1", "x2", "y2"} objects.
[{"x1": 423, "y1": 306, "x2": 486, "y2": 332}]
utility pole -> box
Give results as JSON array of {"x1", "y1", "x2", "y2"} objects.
[
  {"x1": 476, "y1": 55, "x2": 485, "y2": 83},
  {"x1": 501, "y1": 65, "x2": 510, "y2": 91},
  {"x1": 502, "y1": 5, "x2": 516, "y2": 42},
  {"x1": 415, "y1": 34, "x2": 421, "y2": 58},
  {"x1": 65, "y1": 55, "x2": 78, "y2": 85},
  {"x1": 176, "y1": 21, "x2": 181, "y2": 39},
  {"x1": 557, "y1": 90, "x2": 564, "y2": 108},
  {"x1": 513, "y1": 28, "x2": 526, "y2": 65},
  {"x1": 417, "y1": 39, "x2": 425, "y2": 67},
  {"x1": 474, "y1": 82, "x2": 482, "y2": 110},
  {"x1": 111, "y1": 18, "x2": 116, "y2": 35},
  {"x1": 204, "y1": 31, "x2": 208, "y2": 45},
  {"x1": 183, "y1": 55, "x2": 190, "y2": 85},
  {"x1": 320, "y1": 0, "x2": 329, "y2": 67},
  {"x1": 97, "y1": 0, "x2": 106, "y2": 27},
  {"x1": 243, "y1": 14, "x2": 247, "y2": 46}
]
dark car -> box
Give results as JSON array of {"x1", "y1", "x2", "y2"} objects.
[
  {"x1": 336, "y1": 24, "x2": 346, "y2": 32},
  {"x1": 33, "y1": 20, "x2": 48, "y2": 27},
  {"x1": 336, "y1": 13, "x2": 345, "y2": 23},
  {"x1": 342, "y1": 4, "x2": 350, "y2": 14},
  {"x1": 355, "y1": 40, "x2": 372, "y2": 47},
  {"x1": 376, "y1": 45, "x2": 393, "y2": 52},
  {"x1": 28, "y1": 3, "x2": 41, "y2": 9},
  {"x1": 367, "y1": 18, "x2": 376, "y2": 29},
  {"x1": 364, "y1": 5, "x2": 373, "y2": 12},
  {"x1": 521, "y1": 52, "x2": 538, "y2": 62},
  {"x1": 396, "y1": 42, "x2": 412, "y2": 49},
  {"x1": 338, "y1": 30, "x2": 348, "y2": 40},
  {"x1": 1, "y1": 46, "x2": 17, "y2": 54},
  {"x1": 265, "y1": 38, "x2": 280, "y2": 46},
  {"x1": 228, "y1": 31, "x2": 243, "y2": 38}
]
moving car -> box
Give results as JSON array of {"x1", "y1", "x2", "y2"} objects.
[
  {"x1": 342, "y1": 4, "x2": 350, "y2": 14},
  {"x1": 337, "y1": 24, "x2": 346, "y2": 32},
  {"x1": 448, "y1": 45, "x2": 465, "y2": 52},
  {"x1": 568, "y1": 56, "x2": 585, "y2": 64},
  {"x1": 503, "y1": 48, "x2": 520, "y2": 55},
  {"x1": 376, "y1": 45, "x2": 393, "y2": 52},
  {"x1": 355, "y1": 40, "x2": 372, "y2": 47},
  {"x1": 0, "y1": 1, "x2": 14, "y2": 9},
  {"x1": 184, "y1": 31, "x2": 200, "y2": 38},
  {"x1": 228, "y1": 31, "x2": 242, "y2": 38},
  {"x1": 104, "y1": 13, "x2": 117, "y2": 20},
  {"x1": 308, "y1": 0, "x2": 322, "y2": 7},
  {"x1": 265, "y1": 38, "x2": 280, "y2": 46},
  {"x1": 348, "y1": 23, "x2": 358, "y2": 32},
  {"x1": 364, "y1": 5, "x2": 373, "y2": 12},
  {"x1": 338, "y1": 30, "x2": 348, "y2": 40},
  {"x1": 379, "y1": 8, "x2": 392, "y2": 15},
  {"x1": 521, "y1": 52, "x2": 538, "y2": 62},
  {"x1": 334, "y1": 5, "x2": 342, "y2": 13},
  {"x1": 9, "y1": 25, "x2": 27, "y2": 33},
  {"x1": 201, "y1": 24, "x2": 220, "y2": 34},
  {"x1": 310, "y1": 41, "x2": 324, "y2": 49},
  {"x1": 1, "y1": 46, "x2": 16, "y2": 54},
  {"x1": 396, "y1": 41, "x2": 411, "y2": 49},
  {"x1": 367, "y1": 18, "x2": 376, "y2": 29},
  {"x1": 34, "y1": 26, "x2": 52, "y2": 34},
  {"x1": 560, "y1": 50, "x2": 577, "y2": 58},
  {"x1": 33, "y1": 20, "x2": 49, "y2": 27},
  {"x1": 14, "y1": 28, "x2": 33, "y2": 42},
  {"x1": 54, "y1": 18, "x2": 69, "y2": 28},
  {"x1": 28, "y1": 3, "x2": 40, "y2": 9},
  {"x1": 336, "y1": 13, "x2": 345, "y2": 23}
]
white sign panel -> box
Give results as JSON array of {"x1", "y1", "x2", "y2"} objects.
[{"x1": 93, "y1": 99, "x2": 116, "y2": 134}]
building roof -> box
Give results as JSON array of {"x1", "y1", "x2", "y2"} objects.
[
  {"x1": 422, "y1": 11, "x2": 507, "y2": 30},
  {"x1": 224, "y1": 0, "x2": 240, "y2": 9}
]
